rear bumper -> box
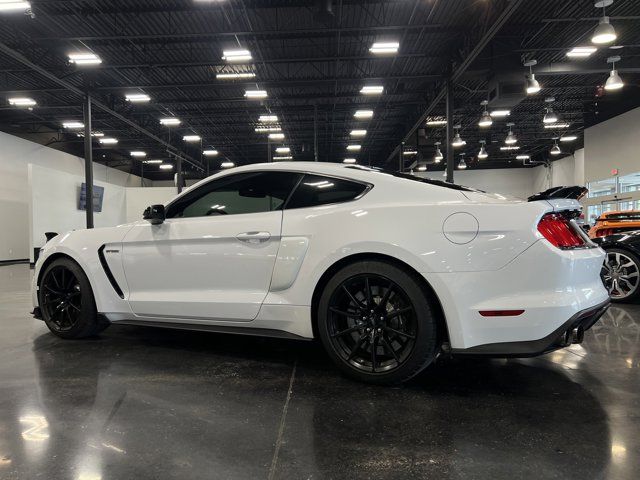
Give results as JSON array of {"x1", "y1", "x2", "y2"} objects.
[{"x1": 451, "y1": 299, "x2": 610, "y2": 357}]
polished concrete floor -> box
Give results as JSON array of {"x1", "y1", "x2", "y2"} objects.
[{"x1": 0, "y1": 263, "x2": 638, "y2": 479}]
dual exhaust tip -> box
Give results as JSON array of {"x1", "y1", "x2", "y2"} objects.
[{"x1": 562, "y1": 325, "x2": 585, "y2": 347}]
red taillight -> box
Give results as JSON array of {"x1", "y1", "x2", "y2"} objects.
[
  {"x1": 537, "y1": 213, "x2": 585, "y2": 249},
  {"x1": 595, "y1": 228, "x2": 612, "y2": 238}
]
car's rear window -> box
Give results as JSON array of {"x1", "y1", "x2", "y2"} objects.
[{"x1": 343, "y1": 165, "x2": 477, "y2": 192}]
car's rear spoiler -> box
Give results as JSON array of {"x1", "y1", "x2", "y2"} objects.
[{"x1": 527, "y1": 186, "x2": 588, "y2": 202}]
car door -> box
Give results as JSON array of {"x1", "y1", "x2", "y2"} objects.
[{"x1": 120, "y1": 171, "x2": 302, "y2": 322}]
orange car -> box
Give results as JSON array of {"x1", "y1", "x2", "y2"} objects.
[{"x1": 588, "y1": 211, "x2": 640, "y2": 238}]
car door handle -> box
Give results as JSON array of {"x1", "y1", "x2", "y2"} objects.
[{"x1": 236, "y1": 231, "x2": 271, "y2": 244}]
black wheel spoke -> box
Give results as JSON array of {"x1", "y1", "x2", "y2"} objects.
[
  {"x1": 43, "y1": 285, "x2": 62, "y2": 296},
  {"x1": 378, "y1": 282, "x2": 394, "y2": 309},
  {"x1": 386, "y1": 306, "x2": 413, "y2": 319},
  {"x1": 384, "y1": 326, "x2": 416, "y2": 340},
  {"x1": 347, "y1": 335, "x2": 367, "y2": 361},
  {"x1": 381, "y1": 336, "x2": 400, "y2": 363},
  {"x1": 329, "y1": 306, "x2": 357, "y2": 318},
  {"x1": 42, "y1": 266, "x2": 82, "y2": 332},
  {"x1": 331, "y1": 325, "x2": 362, "y2": 338},
  {"x1": 364, "y1": 276, "x2": 372, "y2": 308},
  {"x1": 342, "y1": 285, "x2": 365, "y2": 309},
  {"x1": 371, "y1": 336, "x2": 378, "y2": 372},
  {"x1": 68, "y1": 302, "x2": 81, "y2": 313}
]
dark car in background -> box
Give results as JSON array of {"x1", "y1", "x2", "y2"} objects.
[{"x1": 592, "y1": 231, "x2": 640, "y2": 302}]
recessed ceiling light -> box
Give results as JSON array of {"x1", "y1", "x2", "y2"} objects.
[
  {"x1": 183, "y1": 135, "x2": 201, "y2": 142},
  {"x1": 403, "y1": 149, "x2": 418, "y2": 156},
  {"x1": 350, "y1": 129, "x2": 367, "y2": 137},
  {"x1": 99, "y1": 137, "x2": 118, "y2": 145},
  {"x1": 273, "y1": 156, "x2": 293, "y2": 161},
  {"x1": 560, "y1": 135, "x2": 578, "y2": 142},
  {"x1": 159, "y1": 117, "x2": 181, "y2": 126},
  {"x1": 567, "y1": 46, "x2": 598, "y2": 58},
  {"x1": 8, "y1": 97, "x2": 36, "y2": 106},
  {"x1": 490, "y1": 110, "x2": 510, "y2": 117},
  {"x1": 360, "y1": 85, "x2": 384, "y2": 95},
  {"x1": 346, "y1": 145, "x2": 361, "y2": 151},
  {"x1": 354, "y1": 110, "x2": 374, "y2": 119},
  {"x1": 143, "y1": 159, "x2": 163, "y2": 164},
  {"x1": 343, "y1": 158, "x2": 357, "y2": 164},
  {"x1": 426, "y1": 118, "x2": 447, "y2": 126},
  {"x1": 245, "y1": 89, "x2": 268, "y2": 99},
  {"x1": 544, "y1": 123, "x2": 570, "y2": 129},
  {"x1": 500, "y1": 145, "x2": 520, "y2": 151},
  {"x1": 259, "y1": 115, "x2": 278, "y2": 122},
  {"x1": 130, "y1": 151, "x2": 147, "y2": 157},
  {"x1": 222, "y1": 49, "x2": 252, "y2": 62},
  {"x1": 216, "y1": 72, "x2": 256, "y2": 80},
  {"x1": 221, "y1": 161, "x2": 235, "y2": 168},
  {"x1": 68, "y1": 52, "x2": 102, "y2": 65},
  {"x1": 159, "y1": 164, "x2": 174, "y2": 170},
  {"x1": 203, "y1": 149, "x2": 219, "y2": 156},
  {"x1": 255, "y1": 126, "x2": 282, "y2": 133},
  {"x1": 0, "y1": 1, "x2": 31, "y2": 12},
  {"x1": 516, "y1": 155, "x2": 530, "y2": 160},
  {"x1": 275, "y1": 147, "x2": 290, "y2": 154},
  {"x1": 62, "y1": 121, "x2": 84, "y2": 129},
  {"x1": 125, "y1": 93, "x2": 151, "y2": 103},
  {"x1": 76, "y1": 131, "x2": 104, "y2": 138},
  {"x1": 369, "y1": 41, "x2": 399, "y2": 55},
  {"x1": 268, "y1": 133, "x2": 285, "y2": 140}
]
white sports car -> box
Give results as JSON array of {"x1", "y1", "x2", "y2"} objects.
[{"x1": 32, "y1": 162, "x2": 609, "y2": 384}]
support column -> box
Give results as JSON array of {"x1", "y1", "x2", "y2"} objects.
[
  {"x1": 176, "y1": 157, "x2": 183, "y2": 194},
  {"x1": 446, "y1": 79, "x2": 454, "y2": 184},
  {"x1": 82, "y1": 94, "x2": 94, "y2": 229},
  {"x1": 314, "y1": 104, "x2": 318, "y2": 162},
  {"x1": 398, "y1": 142, "x2": 404, "y2": 172}
]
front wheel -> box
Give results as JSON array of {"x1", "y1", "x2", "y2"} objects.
[
  {"x1": 39, "y1": 257, "x2": 108, "y2": 338},
  {"x1": 317, "y1": 260, "x2": 439, "y2": 384},
  {"x1": 601, "y1": 248, "x2": 640, "y2": 303}
]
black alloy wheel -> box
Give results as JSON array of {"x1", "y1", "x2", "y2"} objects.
[
  {"x1": 602, "y1": 248, "x2": 640, "y2": 302},
  {"x1": 318, "y1": 260, "x2": 439, "y2": 384},
  {"x1": 39, "y1": 258, "x2": 107, "y2": 338}
]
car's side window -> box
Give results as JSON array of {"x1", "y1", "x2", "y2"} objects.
[
  {"x1": 166, "y1": 171, "x2": 302, "y2": 218},
  {"x1": 285, "y1": 174, "x2": 369, "y2": 210}
]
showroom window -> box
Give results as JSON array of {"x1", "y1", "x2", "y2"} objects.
[
  {"x1": 285, "y1": 174, "x2": 369, "y2": 209},
  {"x1": 619, "y1": 172, "x2": 640, "y2": 193},
  {"x1": 166, "y1": 171, "x2": 302, "y2": 218},
  {"x1": 587, "y1": 177, "x2": 617, "y2": 198}
]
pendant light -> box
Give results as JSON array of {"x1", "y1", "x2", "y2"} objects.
[
  {"x1": 550, "y1": 140, "x2": 561, "y2": 156},
  {"x1": 591, "y1": 1, "x2": 617, "y2": 45},
  {"x1": 458, "y1": 154, "x2": 467, "y2": 169},
  {"x1": 478, "y1": 100, "x2": 493, "y2": 128},
  {"x1": 452, "y1": 126, "x2": 466, "y2": 147},
  {"x1": 543, "y1": 97, "x2": 559, "y2": 124},
  {"x1": 434, "y1": 142, "x2": 443, "y2": 163},
  {"x1": 504, "y1": 123, "x2": 517, "y2": 145},
  {"x1": 524, "y1": 59, "x2": 541, "y2": 95},
  {"x1": 605, "y1": 55, "x2": 624, "y2": 90},
  {"x1": 417, "y1": 164, "x2": 427, "y2": 172},
  {"x1": 478, "y1": 140, "x2": 488, "y2": 159}
]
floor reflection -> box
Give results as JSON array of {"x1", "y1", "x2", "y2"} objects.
[{"x1": 0, "y1": 264, "x2": 638, "y2": 479}]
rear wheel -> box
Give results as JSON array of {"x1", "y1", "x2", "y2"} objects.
[
  {"x1": 39, "y1": 258, "x2": 108, "y2": 338},
  {"x1": 602, "y1": 248, "x2": 640, "y2": 302},
  {"x1": 317, "y1": 260, "x2": 439, "y2": 384}
]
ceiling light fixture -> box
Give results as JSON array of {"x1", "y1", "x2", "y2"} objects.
[
  {"x1": 245, "y1": 89, "x2": 268, "y2": 99},
  {"x1": 350, "y1": 129, "x2": 367, "y2": 137},
  {"x1": 354, "y1": 110, "x2": 374, "y2": 119},
  {"x1": 516, "y1": 155, "x2": 530, "y2": 160},
  {"x1": 76, "y1": 131, "x2": 104, "y2": 138},
  {"x1": 159, "y1": 164, "x2": 174, "y2": 170},
  {"x1": 68, "y1": 52, "x2": 102, "y2": 65},
  {"x1": 500, "y1": 145, "x2": 521, "y2": 151},
  {"x1": 8, "y1": 97, "x2": 36, "y2": 106},
  {"x1": 452, "y1": 126, "x2": 466, "y2": 147},
  {"x1": 426, "y1": 117, "x2": 447, "y2": 126},
  {"x1": 343, "y1": 158, "x2": 357, "y2": 164},
  {"x1": 183, "y1": 135, "x2": 201, "y2": 142},
  {"x1": 458, "y1": 154, "x2": 467, "y2": 170},
  {"x1": 268, "y1": 133, "x2": 285, "y2": 140},
  {"x1": 369, "y1": 41, "x2": 399, "y2": 55},
  {"x1": 543, "y1": 97, "x2": 559, "y2": 124},
  {"x1": 592, "y1": 1, "x2": 617, "y2": 45},
  {"x1": 130, "y1": 151, "x2": 146, "y2": 157},
  {"x1": 143, "y1": 159, "x2": 163, "y2": 164},
  {"x1": 605, "y1": 55, "x2": 624, "y2": 90},
  {"x1": 99, "y1": 137, "x2": 118, "y2": 145},
  {"x1": 222, "y1": 49, "x2": 252, "y2": 62},
  {"x1": 159, "y1": 117, "x2": 181, "y2": 126},
  {"x1": 125, "y1": 93, "x2": 150, "y2": 103},
  {"x1": 216, "y1": 72, "x2": 256, "y2": 80},
  {"x1": 0, "y1": 1, "x2": 31, "y2": 12},
  {"x1": 567, "y1": 46, "x2": 598, "y2": 58},
  {"x1": 505, "y1": 123, "x2": 518, "y2": 144},
  {"x1": 560, "y1": 135, "x2": 578, "y2": 142},
  {"x1": 255, "y1": 126, "x2": 282, "y2": 133},
  {"x1": 360, "y1": 85, "x2": 384, "y2": 95},
  {"x1": 62, "y1": 121, "x2": 84, "y2": 129},
  {"x1": 478, "y1": 100, "x2": 493, "y2": 128},
  {"x1": 524, "y1": 59, "x2": 541, "y2": 95},
  {"x1": 275, "y1": 147, "x2": 290, "y2": 154},
  {"x1": 550, "y1": 141, "x2": 562, "y2": 156},
  {"x1": 259, "y1": 115, "x2": 278, "y2": 122},
  {"x1": 478, "y1": 140, "x2": 488, "y2": 159},
  {"x1": 221, "y1": 161, "x2": 235, "y2": 168},
  {"x1": 434, "y1": 142, "x2": 443, "y2": 163},
  {"x1": 203, "y1": 149, "x2": 219, "y2": 156},
  {"x1": 347, "y1": 145, "x2": 362, "y2": 151},
  {"x1": 273, "y1": 156, "x2": 293, "y2": 161},
  {"x1": 403, "y1": 149, "x2": 418, "y2": 156},
  {"x1": 490, "y1": 110, "x2": 510, "y2": 118},
  {"x1": 417, "y1": 164, "x2": 427, "y2": 172},
  {"x1": 544, "y1": 123, "x2": 570, "y2": 129}
]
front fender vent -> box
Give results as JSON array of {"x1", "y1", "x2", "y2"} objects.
[{"x1": 98, "y1": 245, "x2": 124, "y2": 299}]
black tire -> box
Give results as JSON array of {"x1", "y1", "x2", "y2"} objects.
[
  {"x1": 602, "y1": 248, "x2": 640, "y2": 303},
  {"x1": 38, "y1": 257, "x2": 109, "y2": 338},
  {"x1": 317, "y1": 260, "x2": 439, "y2": 385}
]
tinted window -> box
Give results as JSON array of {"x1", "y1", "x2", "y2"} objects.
[
  {"x1": 166, "y1": 171, "x2": 301, "y2": 218},
  {"x1": 285, "y1": 174, "x2": 368, "y2": 209},
  {"x1": 344, "y1": 165, "x2": 477, "y2": 192}
]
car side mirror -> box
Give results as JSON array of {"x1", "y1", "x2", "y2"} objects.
[{"x1": 143, "y1": 204, "x2": 165, "y2": 225}]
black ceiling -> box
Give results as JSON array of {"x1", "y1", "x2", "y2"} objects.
[{"x1": 0, "y1": 0, "x2": 639, "y2": 180}]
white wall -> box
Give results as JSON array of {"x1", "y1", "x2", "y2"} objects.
[
  {"x1": 125, "y1": 187, "x2": 177, "y2": 223},
  {"x1": 0, "y1": 131, "x2": 142, "y2": 261},
  {"x1": 585, "y1": 106, "x2": 640, "y2": 182},
  {"x1": 532, "y1": 153, "x2": 582, "y2": 193}
]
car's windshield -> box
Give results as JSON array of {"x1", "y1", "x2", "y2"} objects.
[{"x1": 344, "y1": 165, "x2": 478, "y2": 192}]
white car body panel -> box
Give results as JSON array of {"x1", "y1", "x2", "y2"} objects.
[{"x1": 33, "y1": 162, "x2": 608, "y2": 351}]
